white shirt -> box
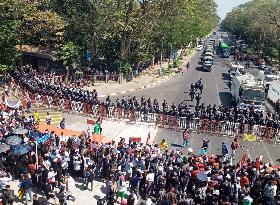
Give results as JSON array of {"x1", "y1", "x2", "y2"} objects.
[
  {"x1": 146, "y1": 173, "x2": 155, "y2": 182},
  {"x1": 48, "y1": 171, "x2": 56, "y2": 181},
  {"x1": 0, "y1": 174, "x2": 12, "y2": 189},
  {"x1": 272, "y1": 184, "x2": 277, "y2": 196},
  {"x1": 73, "y1": 160, "x2": 82, "y2": 171}
]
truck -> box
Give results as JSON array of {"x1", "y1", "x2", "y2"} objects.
[
  {"x1": 267, "y1": 80, "x2": 280, "y2": 105},
  {"x1": 219, "y1": 42, "x2": 230, "y2": 58},
  {"x1": 231, "y1": 74, "x2": 265, "y2": 111}
]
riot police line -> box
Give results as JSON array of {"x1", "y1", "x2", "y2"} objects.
[
  {"x1": 25, "y1": 89, "x2": 280, "y2": 144},
  {"x1": 13, "y1": 70, "x2": 280, "y2": 143}
]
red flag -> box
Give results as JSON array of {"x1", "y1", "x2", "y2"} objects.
[{"x1": 146, "y1": 132, "x2": 151, "y2": 145}]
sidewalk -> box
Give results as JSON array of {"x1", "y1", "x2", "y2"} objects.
[{"x1": 84, "y1": 49, "x2": 196, "y2": 97}]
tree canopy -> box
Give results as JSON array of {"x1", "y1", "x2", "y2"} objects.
[
  {"x1": 1, "y1": 0, "x2": 219, "y2": 73},
  {"x1": 222, "y1": 0, "x2": 280, "y2": 60}
]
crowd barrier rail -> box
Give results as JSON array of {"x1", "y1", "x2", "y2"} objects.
[{"x1": 25, "y1": 92, "x2": 280, "y2": 144}]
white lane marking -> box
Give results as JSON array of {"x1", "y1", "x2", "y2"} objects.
[
  {"x1": 262, "y1": 142, "x2": 275, "y2": 164},
  {"x1": 112, "y1": 123, "x2": 127, "y2": 139},
  {"x1": 208, "y1": 142, "x2": 212, "y2": 155},
  {"x1": 98, "y1": 95, "x2": 106, "y2": 98},
  {"x1": 214, "y1": 74, "x2": 221, "y2": 106},
  {"x1": 111, "y1": 93, "x2": 117, "y2": 96},
  {"x1": 120, "y1": 90, "x2": 127, "y2": 94},
  {"x1": 246, "y1": 148, "x2": 252, "y2": 160}
]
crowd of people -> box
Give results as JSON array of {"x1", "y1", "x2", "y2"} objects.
[
  {"x1": 0, "y1": 66, "x2": 277, "y2": 205},
  {"x1": 11, "y1": 67, "x2": 99, "y2": 106},
  {"x1": 0, "y1": 101, "x2": 279, "y2": 205},
  {"x1": 10, "y1": 67, "x2": 279, "y2": 131}
]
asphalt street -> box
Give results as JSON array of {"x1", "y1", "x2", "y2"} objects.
[
  {"x1": 111, "y1": 32, "x2": 232, "y2": 107},
  {"x1": 61, "y1": 31, "x2": 280, "y2": 165}
]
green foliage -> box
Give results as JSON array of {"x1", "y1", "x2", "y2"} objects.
[
  {"x1": 173, "y1": 60, "x2": 179, "y2": 68},
  {"x1": 59, "y1": 42, "x2": 80, "y2": 70},
  {"x1": 222, "y1": 0, "x2": 280, "y2": 61},
  {"x1": 1, "y1": 0, "x2": 219, "y2": 73}
]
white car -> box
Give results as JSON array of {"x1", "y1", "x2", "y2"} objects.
[
  {"x1": 197, "y1": 45, "x2": 204, "y2": 51},
  {"x1": 230, "y1": 62, "x2": 244, "y2": 70}
]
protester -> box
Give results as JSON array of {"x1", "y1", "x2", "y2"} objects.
[{"x1": 182, "y1": 129, "x2": 189, "y2": 147}]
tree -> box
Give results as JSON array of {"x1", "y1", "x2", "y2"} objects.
[
  {"x1": 222, "y1": 0, "x2": 280, "y2": 63},
  {"x1": 0, "y1": 0, "x2": 34, "y2": 70},
  {"x1": 59, "y1": 42, "x2": 80, "y2": 71},
  {"x1": 21, "y1": 10, "x2": 66, "y2": 47}
]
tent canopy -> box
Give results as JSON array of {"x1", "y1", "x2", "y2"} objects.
[{"x1": 220, "y1": 42, "x2": 229, "y2": 49}]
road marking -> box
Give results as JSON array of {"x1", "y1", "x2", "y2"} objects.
[
  {"x1": 208, "y1": 142, "x2": 212, "y2": 155},
  {"x1": 98, "y1": 95, "x2": 106, "y2": 98},
  {"x1": 246, "y1": 148, "x2": 252, "y2": 160},
  {"x1": 120, "y1": 90, "x2": 127, "y2": 94},
  {"x1": 214, "y1": 74, "x2": 221, "y2": 106},
  {"x1": 111, "y1": 93, "x2": 117, "y2": 96},
  {"x1": 262, "y1": 142, "x2": 275, "y2": 164},
  {"x1": 112, "y1": 123, "x2": 127, "y2": 139}
]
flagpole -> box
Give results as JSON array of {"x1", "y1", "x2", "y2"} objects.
[{"x1": 35, "y1": 142, "x2": 38, "y2": 168}]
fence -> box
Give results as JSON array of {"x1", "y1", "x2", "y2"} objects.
[
  {"x1": 28, "y1": 92, "x2": 280, "y2": 144},
  {"x1": 84, "y1": 74, "x2": 120, "y2": 83}
]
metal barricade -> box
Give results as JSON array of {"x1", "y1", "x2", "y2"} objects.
[
  {"x1": 189, "y1": 118, "x2": 199, "y2": 131},
  {"x1": 198, "y1": 119, "x2": 208, "y2": 134},
  {"x1": 167, "y1": 116, "x2": 179, "y2": 129},
  {"x1": 135, "y1": 111, "x2": 141, "y2": 122},
  {"x1": 91, "y1": 105, "x2": 98, "y2": 117},
  {"x1": 156, "y1": 114, "x2": 166, "y2": 128},
  {"x1": 225, "y1": 121, "x2": 235, "y2": 136},
  {"x1": 107, "y1": 107, "x2": 115, "y2": 118},
  {"x1": 147, "y1": 113, "x2": 156, "y2": 123},
  {"x1": 179, "y1": 117, "x2": 187, "y2": 130},
  {"x1": 128, "y1": 110, "x2": 136, "y2": 124},
  {"x1": 233, "y1": 123, "x2": 241, "y2": 137}
]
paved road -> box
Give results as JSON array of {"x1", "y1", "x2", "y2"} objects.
[
  {"x1": 154, "y1": 128, "x2": 280, "y2": 165},
  {"x1": 111, "y1": 32, "x2": 232, "y2": 107}
]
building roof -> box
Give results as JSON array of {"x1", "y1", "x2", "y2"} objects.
[{"x1": 16, "y1": 45, "x2": 59, "y2": 61}]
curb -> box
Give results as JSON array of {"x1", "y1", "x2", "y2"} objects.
[
  {"x1": 97, "y1": 72, "x2": 176, "y2": 98},
  {"x1": 97, "y1": 52, "x2": 193, "y2": 98}
]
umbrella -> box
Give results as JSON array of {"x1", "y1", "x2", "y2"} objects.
[
  {"x1": 0, "y1": 143, "x2": 10, "y2": 153},
  {"x1": 197, "y1": 172, "x2": 208, "y2": 182},
  {"x1": 6, "y1": 135, "x2": 22, "y2": 146},
  {"x1": 12, "y1": 144, "x2": 31, "y2": 156},
  {"x1": 12, "y1": 127, "x2": 28, "y2": 135}
]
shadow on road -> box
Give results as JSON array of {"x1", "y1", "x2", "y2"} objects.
[
  {"x1": 219, "y1": 91, "x2": 231, "y2": 107},
  {"x1": 195, "y1": 66, "x2": 208, "y2": 72},
  {"x1": 171, "y1": 143, "x2": 183, "y2": 148}
]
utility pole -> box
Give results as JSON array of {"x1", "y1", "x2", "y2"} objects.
[{"x1": 160, "y1": 40, "x2": 163, "y2": 76}]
